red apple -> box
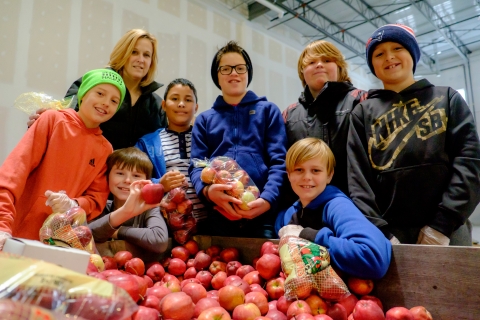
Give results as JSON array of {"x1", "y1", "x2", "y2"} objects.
[
  {"x1": 245, "y1": 291, "x2": 269, "y2": 315},
  {"x1": 102, "y1": 256, "x2": 117, "y2": 270},
  {"x1": 250, "y1": 284, "x2": 268, "y2": 299},
  {"x1": 338, "y1": 293, "x2": 358, "y2": 315},
  {"x1": 89, "y1": 254, "x2": 105, "y2": 273},
  {"x1": 256, "y1": 254, "x2": 281, "y2": 280},
  {"x1": 160, "y1": 278, "x2": 181, "y2": 292},
  {"x1": 266, "y1": 277, "x2": 285, "y2": 300},
  {"x1": 196, "y1": 270, "x2": 214, "y2": 289},
  {"x1": 143, "y1": 275, "x2": 153, "y2": 288},
  {"x1": 140, "y1": 294, "x2": 161, "y2": 311},
  {"x1": 177, "y1": 199, "x2": 193, "y2": 215},
  {"x1": 294, "y1": 314, "x2": 316, "y2": 320},
  {"x1": 226, "y1": 180, "x2": 244, "y2": 198},
  {"x1": 181, "y1": 278, "x2": 202, "y2": 289},
  {"x1": 195, "y1": 252, "x2": 213, "y2": 271},
  {"x1": 101, "y1": 269, "x2": 123, "y2": 277},
  {"x1": 243, "y1": 270, "x2": 264, "y2": 286},
  {"x1": 73, "y1": 225, "x2": 93, "y2": 247},
  {"x1": 132, "y1": 274, "x2": 148, "y2": 297},
  {"x1": 352, "y1": 300, "x2": 385, "y2": 320},
  {"x1": 220, "y1": 247, "x2": 240, "y2": 263},
  {"x1": 268, "y1": 300, "x2": 277, "y2": 311},
  {"x1": 168, "y1": 258, "x2": 187, "y2": 276},
  {"x1": 233, "y1": 303, "x2": 261, "y2": 320},
  {"x1": 160, "y1": 257, "x2": 171, "y2": 269},
  {"x1": 132, "y1": 306, "x2": 159, "y2": 320},
  {"x1": 233, "y1": 169, "x2": 250, "y2": 185},
  {"x1": 171, "y1": 246, "x2": 191, "y2": 262},
  {"x1": 160, "y1": 198, "x2": 177, "y2": 215},
  {"x1": 206, "y1": 245, "x2": 222, "y2": 257},
  {"x1": 287, "y1": 300, "x2": 313, "y2": 319},
  {"x1": 226, "y1": 261, "x2": 243, "y2": 276},
  {"x1": 198, "y1": 306, "x2": 232, "y2": 320},
  {"x1": 409, "y1": 306, "x2": 433, "y2": 320},
  {"x1": 360, "y1": 295, "x2": 384, "y2": 311},
  {"x1": 170, "y1": 187, "x2": 186, "y2": 204},
  {"x1": 201, "y1": 167, "x2": 217, "y2": 184},
  {"x1": 210, "y1": 158, "x2": 225, "y2": 170},
  {"x1": 184, "y1": 266, "x2": 198, "y2": 279},
  {"x1": 187, "y1": 258, "x2": 195, "y2": 268},
  {"x1": 113, "y1": 250, "x2": 132, "y2": 268},
  {"x1": 266, "y1": 309, "x2": 288, "y2": 320},
  {"x1": 276, "y1": 295, "x2": 293, "y2": 314},
  {"x1": 327, "y1": 303, "x2": 347, "y2": 320},
  {"x1": 260, "y1": 241, "x2": 279, "y2": 256},
  {"x1": 107, "y1": 274, "x2": 140, "y2": 302},
  {"x1": 385, "y1": 307, "x2": 414, "y2": 320},
  {"x1": 182, "y1": 282, "x2": 208, "y2": 303},
  {"x1": 224, "y1": 159, "x2": 239, "y2": 171},
  {"x1": 215, "y1": 170, "x2": 232, "y2": 184},
  {"x1": 237, "y1": 265, "x2": 255, "y2": 278},
  {"x1": 146, "y1": 263, "x2": 165, "y2": 282},
  {"x1": 212, "y1": 271, "x2": 228, "y2": 290},
  {"x1": 183, "y1": 239, "x2": 200, "y2": 256},
  {"x1": 224, "y1": 275, "x2": 242, "y2": 286},
  {"x1": 314, "y1": 316, "x2": 334, "y2": 320},
  {"x1": 141, "y1": 183, "x2": 165, "y2": 204},
  {"x1": 306, "y1": 294, "x2": 329, "y2": 315},
  {"x1": 146, "y1": 286, "x2": 171, "y2": 301},
  {"x1": 125, "y1": 257, "x2": 145, "y2": 276},
  {"x1": 194, "y1": 298, "x2": 221, "y2": 318},
  {"x1": 159, "y1": 291, "x2": 195, "y2": 320},
  {"x1": 218, "y1": 285, "x2": 246, "y2": 312},
  {"x1": 229, "y1": 278, "x2": 251, "y2": 295},
  {"x1": 209, "y1": 261, "x2": 227, "y2": 275},
  {"x1": 348, "y1": 277, "x2": 374, "y2": 296},
  {"x1": 207, "y1": 290, "x2": 220, "y2": 301}
]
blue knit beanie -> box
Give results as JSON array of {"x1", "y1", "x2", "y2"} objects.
[{"x1": 365, "y1": 24, "x2": 421, "y2": 76}]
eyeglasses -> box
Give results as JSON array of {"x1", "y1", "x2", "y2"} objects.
[{"x1": 218, "y1": 64, "x2": 248, "y2": 75}]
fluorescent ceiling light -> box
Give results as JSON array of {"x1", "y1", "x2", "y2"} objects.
[{"x1": 256, "y1": 0, "x2": 285, "y2": 19}]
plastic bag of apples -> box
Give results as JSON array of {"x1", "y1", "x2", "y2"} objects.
[
  {"x1": 192, "y1": 156, "x2": 261, "y2": 210},
  {"x1": 159, "y1": 185, "x2": 197, "y2": 244},
  {"x1": 279, "y1": 235, "x2": 349, "y2": 301},
  {"x1": 39, "y1": 206, "x2": 96, "y2": 254}
]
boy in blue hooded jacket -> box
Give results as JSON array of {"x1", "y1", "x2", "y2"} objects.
[
  {"x1": 188, "y1": 41, "x2": 287, "y2": 238},
  {"x1": 276, "y1": 137, "x2": 391, "y2": 279}
]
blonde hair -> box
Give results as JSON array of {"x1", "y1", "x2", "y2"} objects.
[
  {"x1": 108, "y1": 29, "x2": 158, "y2": 87},
  {"x1": 297, "y1": 40, "x2": 351, "y2": 87},
  {"x1": 286, "y1": 138, "x2": 335, "y2": 175}
]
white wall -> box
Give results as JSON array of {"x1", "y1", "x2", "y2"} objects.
[{"x1": 0, "y1": 0, "x2": 375, "y2": 164}]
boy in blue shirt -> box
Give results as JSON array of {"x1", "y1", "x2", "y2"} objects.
[
  {"x1": 276, "y1": 137, "x2": 391, "y2": 280},
  {"x1": 188, "y1": 41, "x2": 287, "y2": 238}
]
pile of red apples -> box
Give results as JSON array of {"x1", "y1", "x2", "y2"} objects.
[{"x1": 87, "y1": 239, "x2": 433, "y2": 320}]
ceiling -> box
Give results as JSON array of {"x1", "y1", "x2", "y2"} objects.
[{"x1": 218, "y1": 0, "x2": 480, "y2": 77}]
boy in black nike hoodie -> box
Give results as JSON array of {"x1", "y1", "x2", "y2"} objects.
[{"x1": 347, "y1": 24, "x2": 480, "y2": 245}]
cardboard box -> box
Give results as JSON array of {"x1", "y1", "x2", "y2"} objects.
[{"x1": 3, "y1": 237, "x2": 90, "y2": 274}]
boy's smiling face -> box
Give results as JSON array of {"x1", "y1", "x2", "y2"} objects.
[
  {"x1": 109, "y1": 164, "x2": 147, "y2": 203},
  {"x1": 288, "y1": 156, "x2": 333, "y2": 208},
  {"x1": 302, "y1": 55, "x2": 338, "y2": 97},
  {"x1": 371, "y1": 41, "x2": 415, "y2": 92},
  {"x1": 218, "y1": 52, "x2": 248, "y2": 104},
  {"x1": 78, "y1": 83, "x2": 120, "y2": 128},
  {"x1": 162, "y1": 84, "x2": 198, "y2": 132}
]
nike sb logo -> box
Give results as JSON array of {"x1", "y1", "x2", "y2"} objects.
[
  {"x1": 368, "y1": 96, "x2": 447, "y2": 170},
  {"x1": 89, "y1": 158, "x2": 95, "y2": 167}
]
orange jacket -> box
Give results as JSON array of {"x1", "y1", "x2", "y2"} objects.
[{"x1": 0, "y1": 109, "x2": 112, "y2": 240}]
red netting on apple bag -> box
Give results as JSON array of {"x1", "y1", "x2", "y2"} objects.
[
  {"x1": 192, "y1": 156, "x2": 260, "y2": 210},
  {"x1": 160, "y1": 184, "x2": 197, "y2": 244},
  {"x1": 279, "y1": 236, "x2": 349, "y2": 301},
  {"x1": 39, "y1": 206, "x2": 96, "y2": 254}
]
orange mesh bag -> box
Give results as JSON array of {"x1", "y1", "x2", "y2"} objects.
[
  {"x1": 279, "y1": 236, "x2": 349, "y2": 301},
  {"x1": 39, "y1": 206, "x2": 95, "y2": 254}
]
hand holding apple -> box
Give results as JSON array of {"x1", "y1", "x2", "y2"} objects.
[
  {"x1": 141, "y1": 183, "x2": 165, "y2": 204},
  {"x1": 159, "y1": 170, "x2": 186, "y2": 192}
]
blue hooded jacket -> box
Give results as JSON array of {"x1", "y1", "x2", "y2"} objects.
[
  {"x1": 188, "y1": 91, "x2": 287, "y2": 211},
  {"x1": 135, "y1": 128, "x2": 167, "y2": 184},
  {"x1": 275, "y1": 185, "x2": 391, "y2": 279}
]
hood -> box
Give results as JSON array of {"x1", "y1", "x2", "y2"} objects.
[
  {"x1": 63, "y1": 108, "x2": 104, "y2": 135},
  {"x1": 367, "y1": 79, "x2": 433, "y2": 99},
  {"x1": 212, "y1": 90, "x2": 267, "y2": 109}
]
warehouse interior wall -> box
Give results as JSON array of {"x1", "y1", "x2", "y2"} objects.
[{"x1": 0, "y1": 0, "x2": 479, "y2": 231}]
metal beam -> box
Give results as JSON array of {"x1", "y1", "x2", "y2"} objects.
[{"x1": 341, "y1": 0, "x2": 437, "y2": 74}]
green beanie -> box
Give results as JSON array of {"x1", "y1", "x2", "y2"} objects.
[{"x1": 77, "y1": 69, "x2": 126, "y2": 110}]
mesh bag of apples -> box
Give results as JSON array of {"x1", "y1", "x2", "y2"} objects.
[
  {"x1": 0, "y1": 252, "x2": 138, "y2": 320},
  {"x1": 160, "y1": 185, "x2": 197, "y2": 244},
  {"x1": 279, "y1": 235, "x2": 349, "y2": 301},
  {"x1": 39, "y1": 207, "x2": 96, "y2": 254},
  {"x1": 193, "y1": 156, "x2": 261, "y2": 210}
]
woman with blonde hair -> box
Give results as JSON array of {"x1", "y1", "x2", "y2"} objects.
[
  {"x1": 28, "y1": 29, "x2": 167, "y2": 150},
  {"x1": 282, "y1": 40, "x2": 367, "y2": 196}
]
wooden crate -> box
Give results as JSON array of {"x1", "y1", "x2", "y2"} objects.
[{"x1": 98, "y1": 236, "x2": 480, "y2": 319}]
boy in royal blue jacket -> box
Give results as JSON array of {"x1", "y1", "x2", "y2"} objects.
[
  {"x1": 188, "y1": 41, "x2": 287, "y2": 238},
  {"x1": 276, "y1": 138, "x2": 391, "y2": 279}
]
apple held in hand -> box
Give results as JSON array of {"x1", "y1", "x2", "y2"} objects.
[
  {"x1": 141, "y1": 183, "x2": 165, "y2": 204},
  {"x1": 239, "y1": 191, "x2": 256, "y2": 210},
  {"x1": 201, "y1": 167, "x2": 217, "y2": 184}
]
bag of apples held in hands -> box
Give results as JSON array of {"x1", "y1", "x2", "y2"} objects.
[
  {"x1": 193, "y1": 156, "x2": 260, "y2": 210},
  {"x1": 279, "y1": 235, "x2": 349, "y2": 301},
  {"x1": 39, "y1": 206, "x2": 96, "y2": 254},
  {"x1": 160, "y1": 185, "x2": 197, "y2": 244}
]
